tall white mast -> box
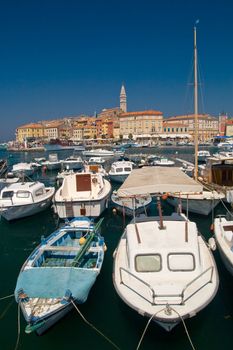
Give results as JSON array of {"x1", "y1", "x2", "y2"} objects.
[{"x1": 194, "y1": 24, "x2": 198, "y2": 181}]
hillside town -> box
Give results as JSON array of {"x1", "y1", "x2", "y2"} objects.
[{"x1": 8, "y1": 85, "x2": 231, "y2": 149}]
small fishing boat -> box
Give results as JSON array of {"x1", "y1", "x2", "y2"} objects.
[
  {"x1": 54, "y1": 172, "x2": 111, "y2": 218},
  {"x1": 15, "y1": 217, "x2": 105, "y2": 335},
  {"x1": 41, "y1": 153, "x2": 62, "y2": 171},
  {"x1": 61, "y1": 156, "x2": 83, "y2": 170},
  {"x1": 167, "y1": 190, "x2": 225, "y2": 216},
  {"x1": 0, "y1": 181, "x2": 55, "y2": 221},
  {"x1": 197, "y1": 150, "x2": 211, "y2": 163},
  {"x1": 113, "y1": 210, "x2": 219, "y2": 331},
  {"x1": 88, "y1": 157, "x2": 106, "y2": 165},
  {"x1": 153, "y1": 158, "x2": 175, "y2": 166},
  {"x1": 12, "y1": 162, "x2": 35, "y2": 177},
  {"x1": 214, "y1": 216, "x2": 233, "y2": 276},
  {"x1": 82, "y1": 149, "x2": 115, "y2": 157},
  {"x1": 108, "y1": 161, "x2": 134, "y2": 183},
  {"x1": 111, "y1": 191, "x2": 152, "y2": 216},
  {"x1": 83, "y1": 164, "x2": 107, "y2": 177}
]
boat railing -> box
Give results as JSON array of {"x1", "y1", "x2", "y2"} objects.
[
  {"x1": 181, "y1": 266, "x2": 214, "y2": 303},
  {"x1": 119, "y1": 265, "x2": 214, "y2": 305},
  {"x1": 119, "y1": 267, "x2": 157, "y2": 305}
]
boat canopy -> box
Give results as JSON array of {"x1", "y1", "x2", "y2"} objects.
[{"x1": 117, "y1": 167, "x2": 203, "y2": 197}]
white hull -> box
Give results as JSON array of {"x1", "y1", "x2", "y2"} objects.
[
  {"x1": 167, "y1": 194, "x2": 222, "y2": 216},
  {"x1": 214, "y1": 217, "x2": 233, "y2": 276},
  {"x1": 54, "y1": 195, "x2": 109, "y2": 218},
  {"x1": 113, "y1": 215, "x2": 219, "y2": 331}
]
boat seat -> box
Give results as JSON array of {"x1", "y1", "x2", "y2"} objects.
[{"x1": 42, "y1": 245, "x2": 81, "y2": 252}]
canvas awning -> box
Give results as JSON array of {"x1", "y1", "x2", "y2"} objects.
[{"x1": 117, "y1": 167, "x2": 203, "y2": 197}]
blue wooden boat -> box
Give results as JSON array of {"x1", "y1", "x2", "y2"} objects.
[{"x1": 15, "y1": 217, "x2": 105, "y2": 335}]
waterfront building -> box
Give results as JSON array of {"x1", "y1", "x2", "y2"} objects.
[
  {"x1": 163, "y1": 121, "x2": 189, "y2": 138},
  {"x1": 165, "y1": 114, "x2": 219, "y2": 141},
  {"x1": 218, "y1": 113, "x2": 228, "y2": 136},
  {"x1": 16, "y1": 123, "x2": 44, "y2": 142},
  {"x1": 225, "y1": 119, "x2": 233, "y2": 137},
  {"x1": 43, "y1": 121, "x2": 64, "y2": 140},
  {"x1": 119, "y1": 110, "x2": 163, "y2": 140}
]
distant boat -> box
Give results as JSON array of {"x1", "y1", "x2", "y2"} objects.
[
  {"x1": 82, "y1": 149, "x2": 115, "y2": 157},
  {"x1": 44, "y1": 139, "x2": 85, "y2": 151},
  {"x1": 153, "y1": 158, "x2": 175, "y2": 166},
  {"x1": 11, "y1": 162, "x2": 35, "y2": 177},
  {"x1": 108, "y1": 161, "x2": 134, "y2": 183},
  {"x1": 0, "y1": 181, "x2": 55, "y2": 221},
  {"x1": 41, "y1": 153, "x2": 62, "y2": 171},
  {"x1": 197, "y1": 150, "x2": 211, "y2": 163},
  {"x1": 88, "y1": 157, "x2": 106, "y2": 164},
  {"x1": 61, "y1": 156, "x2": 83, "y2": 171},
  {"x1": 15, "y1": 217, "x2": 105, "y2": 335}
]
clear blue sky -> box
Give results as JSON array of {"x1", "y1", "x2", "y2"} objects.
[{"x1": 0, "y1": 0, "x2": 233, "y2": 140}]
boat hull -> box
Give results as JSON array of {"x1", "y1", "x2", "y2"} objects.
[
  {"x1": 0, "y1": 197, "x2": 53, "y2": 221},
  {"x1": 109, "y1": 174, "x2": 129, "y2": 184},
  {"x1": 54, "y1": 195, "x2": 109, "y2": 218},
  {"x1": 167, "y1": 196, "x2": 220, "y2": 215}
]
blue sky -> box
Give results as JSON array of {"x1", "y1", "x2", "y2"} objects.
[{"x1": 0, "y1": 0, "x2": 233, "y2": 140}]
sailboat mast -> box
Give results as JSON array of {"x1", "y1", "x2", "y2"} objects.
[{"x1": 194, "y1": 25, "x2": 198, "y2": 181}]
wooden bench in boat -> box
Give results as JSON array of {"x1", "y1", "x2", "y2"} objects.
[{"x1": 42, "y1": 245, "x2": 81, "y2": 252}]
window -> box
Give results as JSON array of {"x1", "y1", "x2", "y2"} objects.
[
  {"x1": 135, "y1": 254, "x2": 161, "y2": 272},
  {"x1": 35, "y1": 189, "x2": 44, "y2": 196},
  {"x1": 2, "y1": 191, "x2": 14, "y2": 198},
  {"x1": 124, "y1": 167, "x2": 132, "y2": 172},
  {"x1": 16, "y1": 191, "x2": 30, "y2": 198},
  {"x1": 168, "y1": 253, "x2": 195, "y2": 271},
  {"x1": 116, "y1": 168, "x2": 123, "y2": 173}
]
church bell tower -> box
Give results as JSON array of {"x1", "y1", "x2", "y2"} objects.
[{"x1": 120, "y1": 84, "x2": 127, "y2": 113}]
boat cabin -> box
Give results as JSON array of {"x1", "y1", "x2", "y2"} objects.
[
  {"x1": 203, "y1": 156, "x2": 233, "y2": 187},
  {"x1": 0, "y1": 182, "x2": 49, "y2": 203}
]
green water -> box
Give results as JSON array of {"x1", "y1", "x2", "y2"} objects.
[{"x1": 0, "y1": 148, "x2": 232, "y2": 350}]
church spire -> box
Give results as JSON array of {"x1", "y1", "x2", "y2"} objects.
[{"x1": 120, "y1": 84, "x2": 127, "y2": 112}]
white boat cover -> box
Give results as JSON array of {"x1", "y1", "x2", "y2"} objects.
[{"x1": 117, "y1": 167, "x2": 203, "y2": 197}]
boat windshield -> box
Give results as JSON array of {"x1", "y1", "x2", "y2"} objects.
[{"x1": 135, "y1": 254, "x2": 161, "y2": 272}]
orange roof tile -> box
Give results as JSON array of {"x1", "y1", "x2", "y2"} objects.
[{"x1": 120, "y1": 110, "x2": 162, "y2": 117}]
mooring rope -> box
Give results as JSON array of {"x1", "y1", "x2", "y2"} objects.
[
  {"x1": 0, "y1": 299, "x2": 14, "y2": 319},
  {"x1": 136, "y1": 306, "x2": 196, "y2": 350},
  {"x1": 14, "y1": 303, "x2": 21, "y2": 350},
  {"x1": 219, "y1": 197, "x2": 233, "y2": 217},
  {"x1": 71, "y1": 299, "x2": 121, "y2": 350},
  {"x1": 170, "y1": 307, "x2": 196, "y2": 350},
  {"x1": 136, "y1": 307, "x2": 165, "y2": 350},
  {"x1": 0, "y1": 293, "x2": 14, "y2": 301}
]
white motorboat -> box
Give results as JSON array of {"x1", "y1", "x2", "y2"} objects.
[
  {"x1": 197, "y1": 150, "x2": 211, "y2": 163},
  {"x1": 53, "y1": 172, "x2": 111, "y2": 218},
  {"x1": 167, "y1": 191, "x2": 225, "y2": 216},
  {"x1": 83, "y1": 164, "x2": 107, "y2": 177},
  {"x1": 0, "y1": 172, "x2": 20, "y2": 185},
  {"x1": 113, "y1": 212, "x2": 219, "y2": 331},
  {"x1": 82, "y1": 149, "x2": 115, "y2": 157},
  {"x1": 214, "y1": 216, "x2": 233, "y2": 276},
  {"x1": 41, "y1": 153, "x2": 62, "y2": 171},
  {"x1": 111, "y1": 191, "x2": 152, "y2": 216},
  {"x1": 61, "y1": 156, "x2": 83, "y2": 170},
  {"x1": 88, "y1": 157, "x2": 106, "y2": 165},
  {"x1": 0, "y1": 181, "x2": 55, "y2": 221},
  {"x1": 153, "y1": 158, "x2": 175, "y2": 166},
  {"x1": 108, "y1": 161, "x2": 134, "y2": 183},
  {"x1": 12, "y1": 162, "x2": 35, "y2": 177}
]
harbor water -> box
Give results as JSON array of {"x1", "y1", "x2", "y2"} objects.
[{"x1": 0, "y1": 146, "x2": 232, "y2": 350}]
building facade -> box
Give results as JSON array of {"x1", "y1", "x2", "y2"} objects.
[
  {"x1": 165, "y1": 114, "x2": 219, "y2": 141},
  {"x1": 119, "y1": 110, "x2": 163, "y2": 139},
  {"x1": 225, "y1": 120, "x2": 233, "y2": 137},
  {"x1": 16, "y1": 123, "x2": 44, "y2": 142}
]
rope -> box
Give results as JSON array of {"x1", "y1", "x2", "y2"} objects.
[
  {"x1": 0, "y1": 300, "x2": 14, "y2": 319},
  {"x1": 219, "y1": 197, "x2": 233, "y2": 217},
  {"x1": 0, "y1": 293, "x2": 14, "y2": 301},
  {"x1": 136, "y1": 306, "x2": 196, "y2": 350},
  {"x1": 71, "y1": 299, "x2": 121, "y2": 350},
  {"x1": 170, "y1": 307, "x2": 196, "y2": 350},
  {"x1": 136, "y1": 307, "x2": 166, "y2": 350},
  {"x1": 14, "y1": 303, "x2": 21, "y2": 350}
]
